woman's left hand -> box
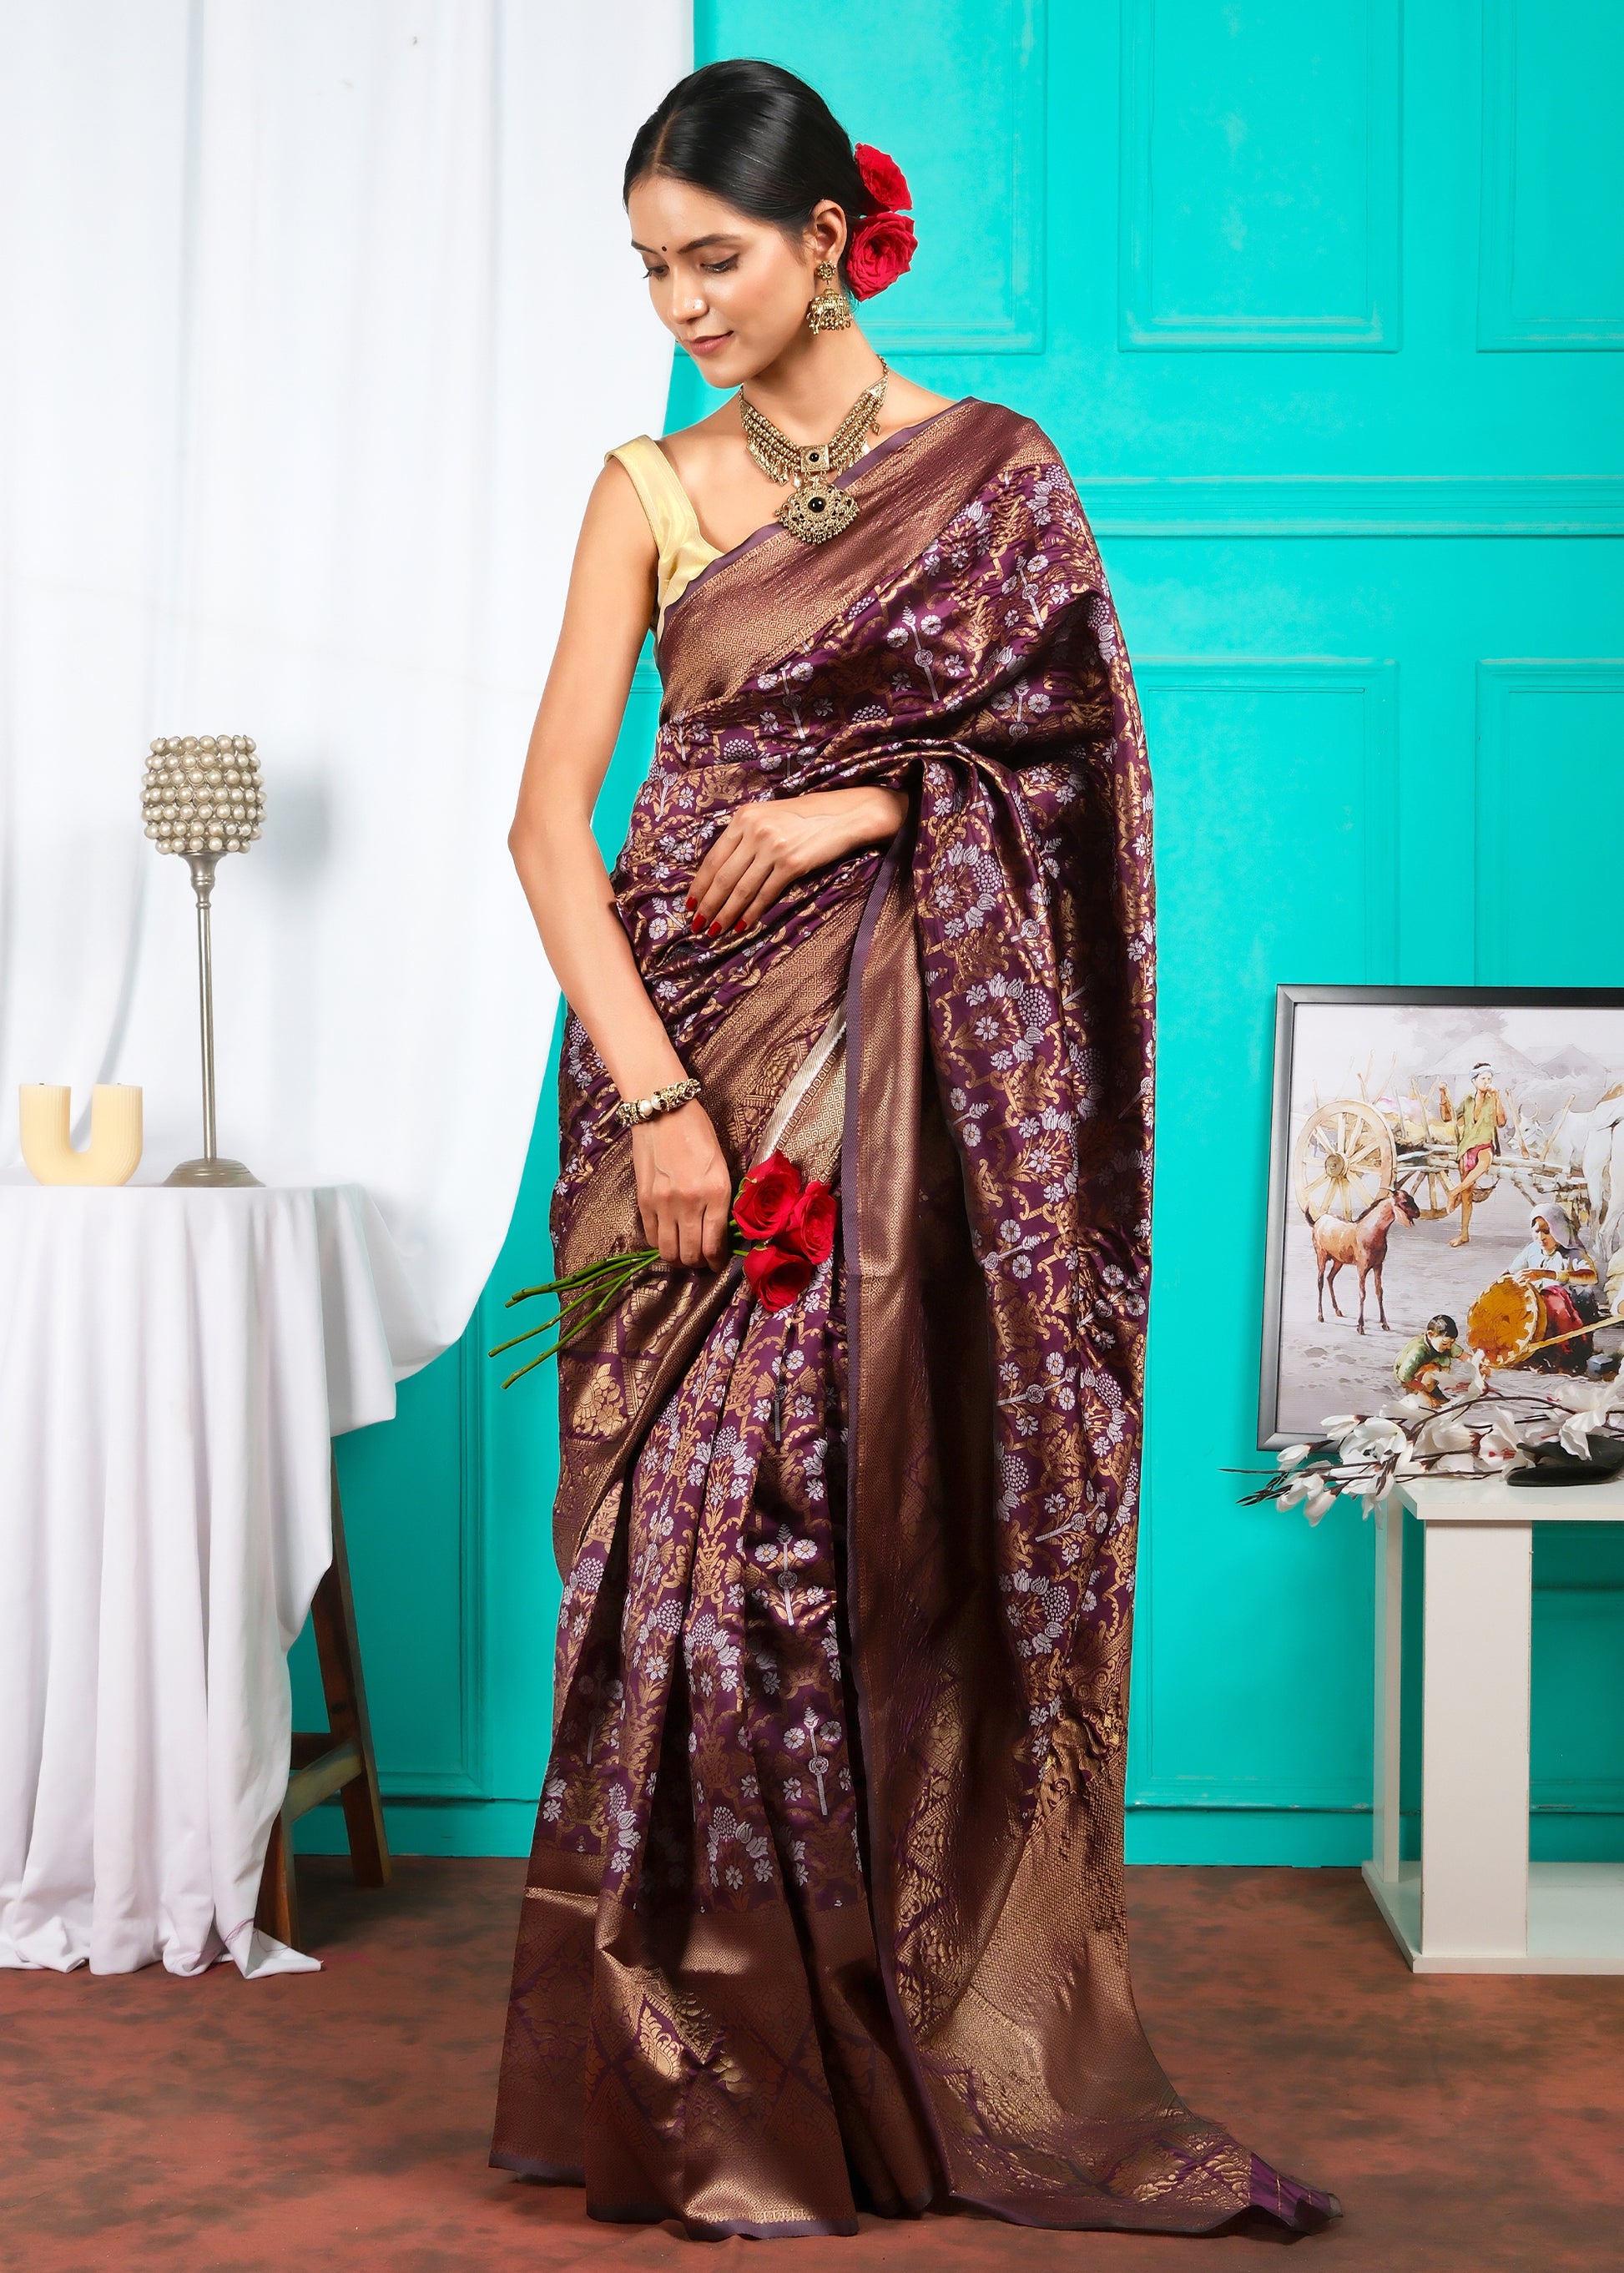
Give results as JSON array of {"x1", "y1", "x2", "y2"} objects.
[{"x1": 688, "y1": 785, "x2": 908, "y2": 937}]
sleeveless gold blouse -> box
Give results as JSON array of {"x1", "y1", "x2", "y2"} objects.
[{"x1": 604, "y1": 436, "x2": 722, "y2": 639}]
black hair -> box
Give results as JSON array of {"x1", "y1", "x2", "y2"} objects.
[
  {"x1": 1427, "y1": 1314, "x2": 1458, "y2": 1338},
  {"x1": 624, "y1": 59, "x2": 872, "y2": 291}
]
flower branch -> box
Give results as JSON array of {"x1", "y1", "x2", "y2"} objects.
[{"x1": 1236, "y1": 1368, "x2": 1624, "y2": 1523}]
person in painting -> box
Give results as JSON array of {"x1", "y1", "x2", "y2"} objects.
[
  {"x1": 491, "y1": 59, "x2": 1337, "y2": 2240},
  {"x1": 1442, "y1": 1061, "x2": 1507, "y2": 1247},
  {"x1": 1513, "y1": 1203, "x2": 1599, "y2": 1374},
  {"x1": 1446, "y1": 1059, "x2": 1500, "y2": 1254},
  {"x1": 1395, "y1": 1313, "x2": 1464, "y2": 1407}
]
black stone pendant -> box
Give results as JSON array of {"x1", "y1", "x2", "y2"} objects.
[{"x1": 779, "y1": 479, "x2": 859, "y2": 545}]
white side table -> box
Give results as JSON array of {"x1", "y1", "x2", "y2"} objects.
[
  {"x1": 1364, "y1": 1471, "x2": 1624, "y2": 1973},
  {"x1": 0, "y1": 1182, "x2": 430, "y2": 1978}
]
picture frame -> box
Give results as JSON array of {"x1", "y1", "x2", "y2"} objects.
[{"x1": 1258, "y1": 985, "x2": 1624, "y2": 1449}]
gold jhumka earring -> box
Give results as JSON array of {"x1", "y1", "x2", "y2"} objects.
[{"x1": 804, "y1": 258, "x2": 853, "y2": 332}]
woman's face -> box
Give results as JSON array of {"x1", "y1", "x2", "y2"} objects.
[
  {"x1": 1536, "y1": 1222, "x2": 1558, "y2": 1252},
  {"x1": 627, "y1": 175, "x2": 845, "y2": 388}
]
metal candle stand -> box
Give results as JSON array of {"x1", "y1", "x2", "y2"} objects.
[{"x1": 141, "y1": 733, "x2": 265, "y2": 1188}]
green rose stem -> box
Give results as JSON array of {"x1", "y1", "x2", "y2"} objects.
[
  {"x1": 488, "y1": 1271, "x2": 636, "y2": 1358},
  {"x1": 491, "y1": 1226, "x2": 774, "y2": 1391},
  {"x1": 496, "y1": 1282, "x2": 637, "y2": 1382},
  {"x1": 503, "y1": 1248, "x2": 659, "y2": 1307},
  {"x1": 489, "y1": 1255, "x2": 654, "y2": 1382}
]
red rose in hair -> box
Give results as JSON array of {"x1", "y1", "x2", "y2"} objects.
[
  {"x1": 744, "y1": 1242, "x2": 815, "y2": 1312},
  {"x1": 783, "y1": 1179, "x2": 836, "y2": 1265},
  {"x1": 846, "y1": 211, "x2": 917, "y2": 301},
  {"x1": 732, "y1": 1150, "x2": 803, "y2": 1241},
  {"x1": 855, "y1": 144, "x2": 910, "y2": 214}
]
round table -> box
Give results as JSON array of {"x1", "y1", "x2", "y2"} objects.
[{"x1": 0, "y1": 1181, "x2": 432, "y2": 1977}]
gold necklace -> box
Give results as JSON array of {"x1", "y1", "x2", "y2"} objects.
[{"x1": 736, "y1": 360, "x2": 890, "y2": 545}]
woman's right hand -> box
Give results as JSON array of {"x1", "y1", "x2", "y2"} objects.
[{"x1": 632, "y1": 1099, "x2": 734, "y2": 1269}]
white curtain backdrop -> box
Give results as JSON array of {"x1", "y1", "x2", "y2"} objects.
[{"x1": 0, "y1": 0, "x2": 687, "y2": 1361}]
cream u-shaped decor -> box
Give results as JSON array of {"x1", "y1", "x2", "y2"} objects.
[{"x1": 19, "y1": 1085, "x2": 144, "y2": 1186}]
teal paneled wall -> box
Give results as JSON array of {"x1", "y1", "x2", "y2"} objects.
[{"x1": 302, "y1": 0, "x2": 1624, "y2": 1862}]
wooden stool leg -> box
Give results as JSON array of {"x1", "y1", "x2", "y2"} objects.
[
  {"x1": 311, "y1": 1452, "x2": 391, "y2": 1889},
  {"x1": 254, "y1": 1448, "x2": 391, "y2": 1950},
  {"x1": 255, "y1": 1807, "x2": 300, "y2": 1948}
]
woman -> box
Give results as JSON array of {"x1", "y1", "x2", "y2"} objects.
[
  {"x1": 492, "y1": 59, "x2": 1337, "y2": 2241},
  {"x1": 1513, "y1": 1203, "x2": 1598, "y2": 1373}
]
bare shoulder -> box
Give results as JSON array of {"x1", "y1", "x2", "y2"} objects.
[{"x1": 651, "y1": 401, "x2": 739, "y2": 491}]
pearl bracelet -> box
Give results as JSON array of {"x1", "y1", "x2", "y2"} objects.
[{"x1": 612, "y1": 1075, "x2": 703, "y2": 1133}]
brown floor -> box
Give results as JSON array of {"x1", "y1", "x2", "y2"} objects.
[{"x1": 3, "y1": 1859, "x2": 1619, "y2": 2271}]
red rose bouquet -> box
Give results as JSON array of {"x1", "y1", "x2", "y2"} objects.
[
  {"x1": 492, "y1": 1150, "x2": 836, "y2": 1386},
  {"x1": 736, "y1": 1151, "x2": 837, "y2": 1311}
]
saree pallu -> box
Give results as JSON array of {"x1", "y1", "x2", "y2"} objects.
[{"x1": 492, "y1": 399, "x2": 1336, "y2": 2240}]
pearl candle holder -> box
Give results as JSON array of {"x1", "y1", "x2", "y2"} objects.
[{"x1": 141, "y1": 733, "x2": 265, "y2": 1188}]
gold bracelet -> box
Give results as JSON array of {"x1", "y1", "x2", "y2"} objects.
[{"x1": 611, "y1": 1076, "x2": 702, "y2": 1134}]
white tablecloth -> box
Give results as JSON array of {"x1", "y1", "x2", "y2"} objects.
[{"x1": 0, "y1": 1182, "x2": 434, "y2": 1978}]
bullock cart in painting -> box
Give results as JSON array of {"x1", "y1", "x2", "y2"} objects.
[{"x1": 1293, "y1": 1091, "x2": 1591, "y2": 1230}]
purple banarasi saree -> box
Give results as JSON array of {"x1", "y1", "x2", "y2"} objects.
[{"x1": 491, "y1": 400, "x2": 1336, "y2": 2239}]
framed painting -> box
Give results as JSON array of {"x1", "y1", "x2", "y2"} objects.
[{"x1": 1258, "y1": 986, "x2": 1624, "y2": 1449}]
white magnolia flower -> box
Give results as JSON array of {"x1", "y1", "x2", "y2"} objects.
[
  {"x1": 1520, "y1": 1412, "x2": 1563, "y2": 1444},
  {"x1": 1302, "y1": 1481, "x2": 1338, "y2": 1526},
  {"x1": 1277, "y1": 1442, "x2": 1313, "y2": 1468},
  {"x1": 1477, "y1": 1417, "x2": 1531, "y2": 1473},
  {"x1": 1319, "y1": 1414, "x2": 1360, "y2": 1435},
  {"x1": 1561, "y1": 1378, "x2": 1624, "y2": 1425},
  {"x1": 1415, "y1": 1414, "x2": 1476, "y2": 1459},
  {"x1": 1339, "y1": 1417, "x2": 1406, "y2": 1463},
  {"x1": 1559, "y1": 1409, "x2": 1596, "y2": 1459},
  {"x1": 1346, "y1": 1470, "x2": 1397, "y2": 1506}
]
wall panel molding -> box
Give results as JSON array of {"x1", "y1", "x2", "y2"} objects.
[
  {"x1": 1129, "y1": 1777, "x2": 1373, "y2": 1810},
  {"x1": 1475, "y1": 660, "x2": 1624, "y2": 985},
  {"x1": 1118, "y1": 0, "x2": 1401, "y2": 350},
  {"x1": 1134, "y1": 658, "x2": 1400, "y2": 978},
  {"x1": 1478, "y1": 0, "x2": 1624, "y2": 350},
  {"x1": 1082, "y1": 475, "x2": 1624, "y2": 537},
  {"x1": 861, "y1": 0, "x2": 1047, "y2": 355}
]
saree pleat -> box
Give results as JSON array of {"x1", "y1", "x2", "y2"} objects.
[{"x1": 492, "y1": 399, "x2": 1337, "y2": 2239}]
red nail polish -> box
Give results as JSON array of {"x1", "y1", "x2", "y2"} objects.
[
  {"x1": 734, "y1": 920, "x2": 746, "y2": 933},
  {"x1": 708, "y1": 920, "x2": 719, "y2": 935}
]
